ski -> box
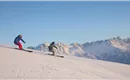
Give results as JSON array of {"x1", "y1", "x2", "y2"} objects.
[
  {"x1": 48, "y1": 54, "x2": 64, "y2": 58},
  {"x1": 14, "y1": 48, "x2": 33, "y2": 53}
]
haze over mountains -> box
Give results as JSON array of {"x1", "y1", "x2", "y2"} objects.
[{"x1": 28, "y1": 37, "x2": 130, "y2": 65}]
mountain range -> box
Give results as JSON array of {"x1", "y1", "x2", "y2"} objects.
[{"x1": 27, "y1": 37, "x2": 130, "y2": 65}]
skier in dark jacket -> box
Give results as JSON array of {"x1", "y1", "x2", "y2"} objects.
[
  {"x1": 48, "y1": 42, "x2": 58, "y2": 56},
  {"x1": 14, "y1": 34, "x2": 26, "y2": 50}
]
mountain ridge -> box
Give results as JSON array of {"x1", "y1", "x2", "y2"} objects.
[{"x1": 28, "y1": 37, "x2": 130, "y2": 65}]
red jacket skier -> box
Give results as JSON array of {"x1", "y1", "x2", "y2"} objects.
[{"x1": 14, "y1": 34, "x2": 26, "y2": 50}]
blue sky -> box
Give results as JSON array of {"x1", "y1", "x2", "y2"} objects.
[{"x1": 0, "y1": 1, "x2": 130, "y2": 47}]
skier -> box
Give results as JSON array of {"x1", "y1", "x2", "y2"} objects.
[
  {"x1": 14, "y1": 34, "x2": 26, "y2": 50},
  {"x1": 48, "y1": 42, "x2": 58, "y2": 56}
]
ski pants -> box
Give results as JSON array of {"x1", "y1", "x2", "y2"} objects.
[
  {"x1": 15, "y1": 42, "x2": 22, "y2": 50},
  {"x1": 49, "y1": 49, "x2": 55, "y2": 55}
]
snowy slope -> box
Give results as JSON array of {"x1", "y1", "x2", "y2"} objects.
[{"x1": 0, "y1": 46, "x2": 130, "y2": 79}]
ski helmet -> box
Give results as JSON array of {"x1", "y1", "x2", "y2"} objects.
[
  {"x1": 52, "y1": 42, "x2": 55, "y2": 44},
  {"x1": 19, "y1": 34, "x2": 22, "y2": 38}
]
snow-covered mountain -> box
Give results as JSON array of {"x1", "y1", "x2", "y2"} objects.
[
  {"x1": 28, "y1": 37, "x2": 130, "y2": 65},
  {"x1": 82, "y1": 37, "x2": 130, "y2": 64}
]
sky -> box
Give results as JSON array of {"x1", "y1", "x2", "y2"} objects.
[{"x1": 0, "y1": 1, "x2": 130, "y2": 47}]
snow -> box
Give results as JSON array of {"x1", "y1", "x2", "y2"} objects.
[
  {"x1": 0, "y1": 46, "x2": 130, "y2": 79},
  {"x1": 83, "y1": 41, "x2": 116, "y2": 56},
  {"x1": 110, "y1": 39, "x2": 128, "y2": 51}
]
